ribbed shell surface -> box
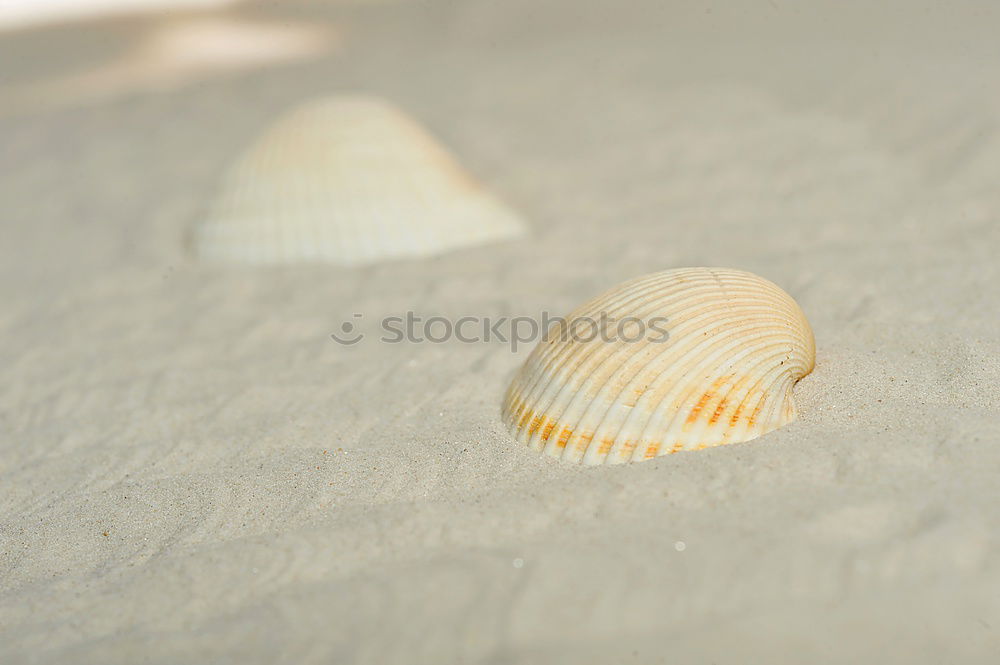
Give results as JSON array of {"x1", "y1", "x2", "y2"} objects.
[
  {"x1": 194, "y1": 95, "x2": 527, "y2": 265},
  {"x1": 502, "y1": 268, "x2": 816, "y2": 464}
]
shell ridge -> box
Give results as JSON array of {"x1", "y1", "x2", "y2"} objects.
[
  {"x1": 571, "y1": 315, "x2": 767, "y2": 462},
  {"x1": 700, "y1": 347, "x2": 802, "y2": 445},
  {"x1": 501, "y1": 268, "x2": 815, "y2": 463},
  {"x1": 520, "y1": 305, "x2": 800, "y2": 459},
  {"x1": 575, "y1": 311, "x2": 802, "y2": 462},
  {"x1": 509, "y1": 271, "x2": 704, "y2": 420},
  {"x1": 604, "y1": 327, "x2": 800, "y2": 463},
  {"x1": 196, "y1": 95, "x2": 527, "y2": 265},
  {"x1": 668, "y1": 345, "x2": 802, "y2": 452},
  {"x1": 517, "y1": 285, "x2": 792, "y2": 452}
]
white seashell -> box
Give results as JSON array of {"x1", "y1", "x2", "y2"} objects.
[
  {"x1": 194, "y1": 95, "x2": 527, "y2": 265},
  {"x1": 502, "y1": 268, "x2": 815, "y2": 465}
]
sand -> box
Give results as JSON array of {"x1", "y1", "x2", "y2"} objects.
[{"x1": 2, "y1": 1, "x2": 1000, "y2": 663}]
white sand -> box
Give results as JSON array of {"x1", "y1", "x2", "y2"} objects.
[{"x1": 2, "y1": 1, "x2": 1000, "y2": 663}]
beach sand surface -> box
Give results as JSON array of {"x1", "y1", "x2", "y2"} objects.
[{"x1": 2, "y1": 1, "x2": 1000, "y2": 663}]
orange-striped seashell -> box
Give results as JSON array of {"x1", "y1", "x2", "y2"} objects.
[{"x1": 502, "y1": 267, "x2": 815, "y2": 464}]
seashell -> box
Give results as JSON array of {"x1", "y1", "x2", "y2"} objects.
[
  {"x1": 194, "y1": 95, "x2": 527, "y2": 265},
  {"x1": 502, "y1": 268, "x2": 815, "y2": 465}
]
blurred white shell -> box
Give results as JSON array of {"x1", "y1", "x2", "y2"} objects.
[
  {"x1": 502, "y1": 268, "x2": 815, "y2": 465},
  {"x1": 194, "y1": 95, "x2": 527, "y2": 265}
]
